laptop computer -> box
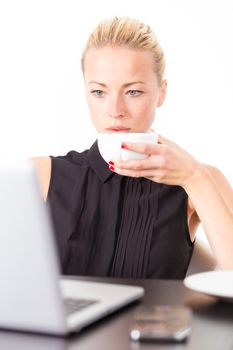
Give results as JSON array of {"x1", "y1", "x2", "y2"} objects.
[{"x1": 0, "y1": 161, "x2": 144, "y2": 335}]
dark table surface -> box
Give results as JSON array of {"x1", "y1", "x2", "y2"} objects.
[{"x1": 0, "y1": 276, "x2": 233, "y2": 350}]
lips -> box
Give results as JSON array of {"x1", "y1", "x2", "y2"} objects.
[{"x1": 105, "y1": 126, "x2": 131, "y2": 132}]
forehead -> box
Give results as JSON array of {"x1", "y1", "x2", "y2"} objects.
[{"x1": 84, "y1": 46, "x2": 156, "y2": 83}]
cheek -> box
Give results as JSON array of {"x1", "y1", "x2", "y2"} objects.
[
  {"x1": 133, "y1": 99, "x2": 155, "y2": 120},
  {"x1": 87, "y1": 95, "x2": 105, "y2": 113},
  {"x1": 87, "y1": 100, "x2": 106, "y2": 129},
  {"x1": 87, "y1": 97, "x2": 99, "y2": 116}
]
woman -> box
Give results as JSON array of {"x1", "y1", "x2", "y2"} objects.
[{"x1": 33, "y1": 17, "x2": 233, "y2": 279}]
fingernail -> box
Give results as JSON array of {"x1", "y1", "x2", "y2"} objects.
[
  {"x1": 121, "y1": 143, "x2": 127, "y2": 149},
  {"x1": 109, "y1": 166, "x2": 115, "y2": 171},
  {"x1": 108, "y1": 161, "x2": 114, "y2": 165}
]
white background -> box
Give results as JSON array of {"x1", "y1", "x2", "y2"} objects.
[{"x1": 0, "y1": 0, "x2": 232, "y2": 242}]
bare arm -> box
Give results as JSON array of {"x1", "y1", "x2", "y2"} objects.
[
  {"x1": 31, "y1": 157, "x2": 51, "y2": 201},
  {"x1": 184, "y1": 165, "x2": 233, "y2": 270}
]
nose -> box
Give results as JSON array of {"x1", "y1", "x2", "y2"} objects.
[
  {"x1": 109, "y1": 111, "x2": 124, "y2": 118},
  {"x1": 108, "y1": 94, "x2": 126, "y2": 118}
]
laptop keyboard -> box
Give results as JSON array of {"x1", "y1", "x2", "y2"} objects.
[{"x1": 64, "y1": 297, "x2": 98, "y2": 315}]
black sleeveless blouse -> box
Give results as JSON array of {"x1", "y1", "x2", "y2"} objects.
[{"x1": 48, "y1": 141, "x2": 194, "y2": 279}]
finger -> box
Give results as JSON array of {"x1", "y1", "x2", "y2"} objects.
[
  {"x1": 158, "y1": 134, "x2": 174, "y2": 146},
  {"x1": 113, "y1": 166, "x2": 160, "y2": 179},
  {"x1": 158, "y1": 134, "x2": 170, "y2": 144},
  {"x1": 144, "y1": 176, "x2": 154, "y2": 181},
  {"x1": 121, "y1": 141, "x2": 161, "y2": 155},
  {"x1": 112, "y1": 155, "x2": 164, "y2": 171}
]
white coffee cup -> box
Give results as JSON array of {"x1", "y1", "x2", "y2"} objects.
[{"x1": 97, "y1": 132, "x2": 158, "y2": 164}]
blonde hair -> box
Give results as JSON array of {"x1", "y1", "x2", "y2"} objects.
[{"x1": 81, "y1": 16, "x2": 166, "y2": 86}]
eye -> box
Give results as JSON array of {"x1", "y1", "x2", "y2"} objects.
[
  {"x1": 90, "y1": 90, "x2": 105, "y2": 97},
  {"x1": 127, "y1": 90, "x2": 142, "y2": 97}
]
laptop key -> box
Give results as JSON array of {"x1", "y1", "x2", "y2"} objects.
[{"x1": 64, "y1": 297, "x2": 98, "y2": 315}]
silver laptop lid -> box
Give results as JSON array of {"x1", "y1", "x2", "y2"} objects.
[{"x1": 0, "y1": 161, "x2": 67, "y2": 334}]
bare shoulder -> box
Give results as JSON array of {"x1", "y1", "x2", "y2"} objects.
[
  {"x1": 31, "y1": 156, "x2": 51, "y2": 170},
  {"x1": 31, "y1": 156, "x2": 51, "y2": 201}
]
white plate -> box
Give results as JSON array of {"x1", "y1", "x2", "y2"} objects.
[{"x1": 184, "y1": 270, "x2": 233, "y2": 302}]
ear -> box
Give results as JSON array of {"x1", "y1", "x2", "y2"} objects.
[{"x1": 157, "y1": 79, "x2": 167, "y2": 107}]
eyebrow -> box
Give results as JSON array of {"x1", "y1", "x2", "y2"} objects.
[{"x1": 88, "y1": 81, "x2": 146, "y2": 87}]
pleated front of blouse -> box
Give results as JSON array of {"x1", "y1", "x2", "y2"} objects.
[
  {"x1": 110, "y1": 177, "x2": 160, "y2": 278},
  {"x1": 48, "y1": 141, "x2": 194, "y2": 279}
]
